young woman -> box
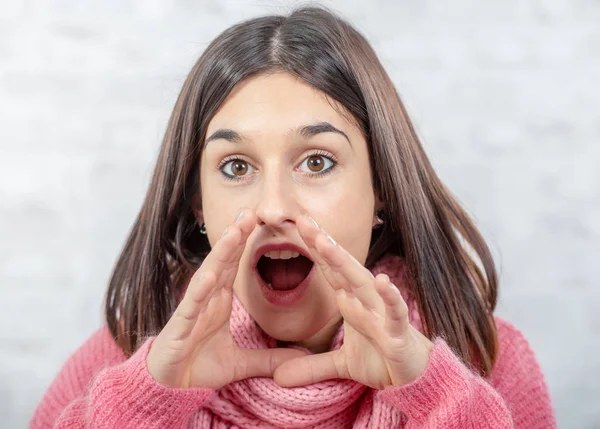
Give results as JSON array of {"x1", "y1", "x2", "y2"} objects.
[{"x1": 31, "y1": 6, "x2": 556, "y2": 428}]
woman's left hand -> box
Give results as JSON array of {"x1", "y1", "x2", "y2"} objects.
[{"x1": 273, "y1": 214, "x2": 434, "y2": 390}]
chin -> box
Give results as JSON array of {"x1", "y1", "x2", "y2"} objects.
[
  {"x1": 234, "y1": 281, "x2": 334, "y2": 343},
  {"x1": 250, "y1": 293, "x2": 342, "y2": 348},
  {"x1": 260, "y1": 320, "x2": 317, "y2": 343}
]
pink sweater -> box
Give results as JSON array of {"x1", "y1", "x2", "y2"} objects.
[
  {"x1": 30, "y1": 317, "x2": 556, "y2": 428},
  {"x1": 30, "y1": 254, "x2": 555, "y2": 428}
]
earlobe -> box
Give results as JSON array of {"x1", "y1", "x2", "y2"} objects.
[
  {"x1": 373, "y1": 192, "x2": 384, "y2": 211},
  {"x1": 194, "y1": 210, "x2": 204, "y2": 227},
  {"x1": 371, "y1": 191, "x2": 385, "y2": 228},
  {"x1": 372, "y1": 209, "x2": 384, "y2": 229},
  {"x1": 191, "y1": 192, "x2": 204, "y2": 226},
  {"x1": 372, "y1": 193, "x2": 385, "y2": 228},
  {"x1": 194, "y1": 211, "x2": 204, "y2": 229}
]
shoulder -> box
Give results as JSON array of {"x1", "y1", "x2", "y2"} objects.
[
  {"x1": 493, "y1": 316, "x2": 538, "y2": 361},
  {"x1": 69, "y1": 325, "x2": 127, "y2": 368},
  {"x1": 30, "y1": 326, "x2": 128, "y2": 427},
  {"x1": 489, "y1": 316, "x2": 547, "y2": 389},
  {"x1": 485, "y1": 317, "x2": 557, "y2": 426},
  {"x1": 44, "y1": 326, "x2": 126, "y2": 400}
]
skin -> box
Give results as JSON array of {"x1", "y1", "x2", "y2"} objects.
[
  {"x1": 146, "y1": 71, "x2": 434, "y2": 390},
  {"x1": 199, "y1": 72, "x2": 379, "y2": 352}
]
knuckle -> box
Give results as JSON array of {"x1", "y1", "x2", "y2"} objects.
[{"x1": 268, "y1": 351, "x2": 277, "y2": 373}]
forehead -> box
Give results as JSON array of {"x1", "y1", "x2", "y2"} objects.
[{"x1": 206, "y1": 72, "x2": 359, "y2": 136}]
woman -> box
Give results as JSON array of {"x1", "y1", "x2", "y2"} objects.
[{"x1": 31, "y1": 6, "x2": 556, "y2": 428}]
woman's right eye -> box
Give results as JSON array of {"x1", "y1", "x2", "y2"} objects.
[{"x1": 219, "y1": 159, "x2": 255, "y2": 179}]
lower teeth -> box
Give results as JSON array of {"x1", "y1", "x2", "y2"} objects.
[{"x1": 267, "y1": 282, "x2": 273, "y2": 289}]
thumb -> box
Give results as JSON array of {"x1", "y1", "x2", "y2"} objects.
[
  {"x1": 233, "y1": 348, "x2": 307, "y2": 382},
  {"x1": 273, "y1": 350, "x2": 344, "y2": 387}
]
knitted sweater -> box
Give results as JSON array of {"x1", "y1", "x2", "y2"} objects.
[{"x1": 30, "y1": 257, "x2": 556, "y2": 428}]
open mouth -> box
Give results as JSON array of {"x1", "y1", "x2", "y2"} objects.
[{"x1": 256, "y1": 250, "x2": 314, "y2": 291}]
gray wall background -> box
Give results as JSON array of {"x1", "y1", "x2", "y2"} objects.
[{"x1": 1, "y1": 0, "x2": 598, "y2": 427}]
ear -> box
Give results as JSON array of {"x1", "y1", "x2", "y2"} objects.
[
  {"x1": 191, "y1": 192, "x2": 204, "y2": 226},
  {"x1": 374, "y1": 191, "x2": 385, "y2": 212}
]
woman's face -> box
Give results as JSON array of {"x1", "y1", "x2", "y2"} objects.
[{"x1": 200, "y1": 72, "x2": 378, "y2": 350}]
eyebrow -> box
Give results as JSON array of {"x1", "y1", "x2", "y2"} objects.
[{"x1": 204, "y1": 121, "x2": 352, "y2": 148}]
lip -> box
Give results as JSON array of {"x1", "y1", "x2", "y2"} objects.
[{"x1": 253, "y1": 242, "x2": 314, "y2": 306}]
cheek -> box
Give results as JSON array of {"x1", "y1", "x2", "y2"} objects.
[
  {"x1": 200, "y1": 166, "x2": 252, "y2": 246},
  {"x1": 331, "y1": 163, "x2": 376, "y2": 261},
  {"x1": 199, "y1": 186, "x2": 234, "y2": 247}
]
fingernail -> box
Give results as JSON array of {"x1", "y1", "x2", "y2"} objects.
[
  {"x1": 307, "y1": 215, "x2": 319, "y2": 229},
  {"x1": 221, "y1": 227, "x2": 229, "y2": 238},
  {"x1": 235, "y1": 210, "x2": 245, "y2": 223},
  {"x1": 326, "y1": 233, "x2": 337, "y2": 246}
]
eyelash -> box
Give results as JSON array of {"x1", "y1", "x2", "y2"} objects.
[{"x1": 216, "y1": 150, "x2": 338, "y2": 182}]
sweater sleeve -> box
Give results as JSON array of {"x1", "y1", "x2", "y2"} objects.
[
  {"x1": 376, "y1": 316, "x2": 557, "y2": 428},
  {"x1": 29, "y1": 326, "x2": 213, "y2": 429}
]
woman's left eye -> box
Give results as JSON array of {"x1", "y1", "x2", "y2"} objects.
[{"x1": 298, "y1": 154, "x2": 336, "y2": 175}]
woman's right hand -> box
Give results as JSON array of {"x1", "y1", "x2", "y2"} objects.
[{"x1": 146, "y1": 208, "x2": 305, "y2": 389}]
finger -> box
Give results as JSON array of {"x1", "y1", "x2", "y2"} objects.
[
  {"x1": 191, "y1": 208, "x2": 256, "y2": 298},
  {"x1": 374, "y1": 277, "x2": 410, "y2": 338},
  {"x1": 314, "y1": 233, "x2": 383, "y2": 311},
  {"x1": 167, "y1": 270, "x2": 218, "y2": 342},
  {"x1": 334, "y1": 292, "x2": 381, "y2": 343},
  {"x1": 296, "y1": 214, "x2": 322, "y2": 249},
  {"x1": 235, "y1": 348, "x2": 307, "y2": 382},
  {"x1": 296, "y1": 217, "x2": 348, "y2": 293},
  {"x1": 203, "y1": 208, "x2": 257, "y2": 274},
  {"x1": 169, "y1": 209, "x2": 256, "y2": 341},
  {"x1": 298, "y1": 215, "x2": 383, "y2": 312},
  {"x1": 273, "y1": 351, "x2": 345, "y2": 387}
]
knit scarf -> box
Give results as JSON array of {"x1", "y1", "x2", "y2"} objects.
[{"x1": 198, "y1": 254, "x2": 421, "y2": 428}]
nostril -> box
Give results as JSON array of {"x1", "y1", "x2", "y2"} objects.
[{"x1": 255, "y1": 205, "x2": 297, "y2": 229}]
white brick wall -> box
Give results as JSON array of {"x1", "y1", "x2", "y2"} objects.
[{"x1": 1, "y1": 1, "x2": 598, "y2": 427}]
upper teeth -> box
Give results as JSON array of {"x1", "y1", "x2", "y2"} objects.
[{"x1": 264, "y1": 250, "x2": 300, "y2": 260}]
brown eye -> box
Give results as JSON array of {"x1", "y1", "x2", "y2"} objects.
[
  {"x1": 232, "y1": 160, "x2": 248, "y2": 176},
  {"x1": 220, "y1": 159, "x2": 254, "y2": 179},
  {"x1": 307, "y1": 155, "x2": 324, "y2": 172},
  {"x1": 299, "y1": 153, "x2": 335, "y2": 175}
]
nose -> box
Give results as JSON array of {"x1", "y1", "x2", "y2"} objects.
[{"x1": 254, "y1": 168, "x2": 298, "y2": 231}]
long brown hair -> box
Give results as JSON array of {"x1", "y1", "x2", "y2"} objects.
[{"x1": 105, "y1": 5, "x2": 499, "y2": 376}]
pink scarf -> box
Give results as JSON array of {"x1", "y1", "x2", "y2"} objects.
[{"x1": 199, "y1": 254, "x2": 421, "y2": 428}]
